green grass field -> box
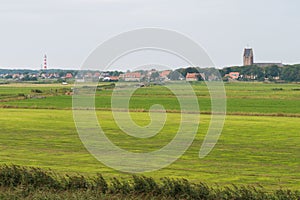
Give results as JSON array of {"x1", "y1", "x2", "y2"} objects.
[
  {"x1": 1, "y1": 82, "x2": 300, "y2": 114},
  {"x1": 0, "y1": 82, "x2": 299, "y2": 190}
]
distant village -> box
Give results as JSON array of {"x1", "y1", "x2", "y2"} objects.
[
  {"x1": 0, "y1": 68, "x2": 203, "y2": 83},
  {"x1": 1, "y1": 48, "x2": 300, "y2": 83}
]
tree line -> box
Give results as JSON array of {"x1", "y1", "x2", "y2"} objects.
[
  {"x1": 221, "y1": 64, "x2": 300, "y2": 82},
  {"x1": 167, "y1": 64, "x2": 300, "y2": 82},
  {"x1": 1, "y1": 64, "x2": 300, "y2": 82}
]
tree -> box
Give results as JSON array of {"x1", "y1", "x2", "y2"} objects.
[
  {"x1": 281, "y1": 65, "x2": 300, "y2": 82},
  {"x1": 150, "y1": 71, "x2": 160, "y2": 81},
  {"x1": 265, "y1": 65, "x2": 281, "y2": 79},
  {"x1": 58, "y1": 71, "x2": 66, "y2": 78},
  {"x1": 168, "y1": 71, "x2": 180, "y2": 80}
]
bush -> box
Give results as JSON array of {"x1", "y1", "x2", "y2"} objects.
[
  {"x1": 31, "y1": 89, "x2": 43, "y2": 93},
  {"x1": 96, "y1": 83, "x2": 115, "y2": 91},
  {"x1": 272, "y1": 88, "x2": 283, "y2": 91},
  {"x1": 92, "y1": 174, "x2": 108, "y2": 193},
  {"x1": 0, "y1": 165, "x2": 299, "y2": 200},
  {"x1": 0, "y1": 165, "x2": 60, "y2": 189},
  {"x1": 132, "y1": 175, "x2": 160, "y2": 195},
  {"x1": 65, "y1": 175, "x2": 90, "y2": 190}
]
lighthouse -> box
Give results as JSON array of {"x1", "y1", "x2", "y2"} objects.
[{"x1": 43, "y1": 54, "x2": 47, "y2": 70}]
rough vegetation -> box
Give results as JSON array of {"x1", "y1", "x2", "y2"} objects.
[{"x1": 0, "y1": 165, "x2": 299, "y2": 200}]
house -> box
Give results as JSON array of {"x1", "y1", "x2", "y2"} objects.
[
  {"x1": 94, "y1": 72, "x2": 101, "y2": 78},
  {"x1": 110, "y1": 76, "x2": 119, "y2": 82},
  {"x1": 12, "y1": 74, "x2": 20, "y2": 79},
  {"x1": 103, "y1": 76, "x2": 119, "y2": 82},
  {"x1": 118, "y1": 73, "x2": 125, "y2": 80},
  {"x1": 84, "y1": 72, "x2": 93, "y2": 78},
  {"x1": 228, "y1": 72, "x2": 240, "y2": 80},
  {"x1": 159, "y1": 70, "x2": 171, "y2": 81},
  {"x1": 186, "y1": 73, "x2": 200, "y2": 81},
  {"x1": 124, "y1": 72, "x2": 142, "y2": 82},
  {"x1": 65, "y1": 73, "x2": 73, "y2": 79}
]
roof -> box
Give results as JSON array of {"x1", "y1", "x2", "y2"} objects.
[
  {"x1": 254, "y1": 63, "x2": 282, "y2": 65},
  {"x1": 186, "y1": 73, "x2": 198, "y2": 78},
  {"x1": 110, "y1": 76, "x2": 119, "y2": 80},
  {"x1": 125, "y1": 72, "x2": 141, "y2": 78},
  {"x1": 65, "y1": 73, "x2": 73, "y2": 78},
  {"x1": 160, "y1": 70, "x2": 171, "y2": 77},
  {"x1": 94, "y1": 72, "x2": 101, "y2": 77},
  {"x1": 229, "y1": 72, "x2": 240, "y2": 77}
]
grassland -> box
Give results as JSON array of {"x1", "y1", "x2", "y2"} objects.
[
  {"x1": 1, "y1": 82, "x2": 300, "y2": 114},
  {"x1": 0, "y1": 82, "x2": 299, "y2": 191},
  {"x1": 1, "y1": 109, "x2": 300, "y2": 189}
]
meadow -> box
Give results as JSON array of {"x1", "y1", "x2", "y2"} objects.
[
  {"x1": 0, "y1": 81, "x2": 299, "y2": 193},
  {"x1": 1, "y1": 108, "x2": 300, "y2": 190},
  {"x1": 1, "y1": 82, "x2": 300, "y2": 114}
]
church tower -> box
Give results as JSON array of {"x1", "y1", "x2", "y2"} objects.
[{"x1": 243, "y1": 48, "x2": 254, "y2": 66}]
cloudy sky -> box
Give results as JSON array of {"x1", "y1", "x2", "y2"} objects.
[{"x1": 0, "y1": 0, "x2": 299, "y2": 69}]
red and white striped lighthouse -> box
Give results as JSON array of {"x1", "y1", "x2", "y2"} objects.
[{"x1": 43, "y1": 54, "x2": 47, "y2": 70}]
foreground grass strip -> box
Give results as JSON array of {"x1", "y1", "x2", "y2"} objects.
[{"x1": 0, "y1": 165, "x2": 299, "y2": 200}]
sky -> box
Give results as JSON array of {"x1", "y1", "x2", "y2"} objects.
[{"x1": 0, "y1": 0, "x2": 299, "y2": 70}]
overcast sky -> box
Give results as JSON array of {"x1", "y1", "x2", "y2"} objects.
[{"x1": 0, "y1": 0, "x2": 299, "y2": 70}]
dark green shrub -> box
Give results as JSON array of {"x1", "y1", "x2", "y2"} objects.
[
  {"x1": 31, "y1": 89, "x2": 43, "y2": 93},
  {"x1": 109, "y1": 177, "x2": 131, "y2": 194},
  {"x1": 65, "y1": 175, "x2": 90, "y2": 190},
  {"x1": 132, "y1": 175, "x2": 160, "y2": 195},
  {"x1": 92, "y1": 174, "x2": 108, "y2": 193},
  {"x1": 0, "y1": 165, "x2": 60, "y2": 189},
  {"x1": 0, "y1": 165, "x2": 299, "y2": 200},
  {"x1": 272, "y1": 88, "x2": 283, "y2": 91},
  {"x1": 291, "y1": 88, "x2": 300, "y2": 91}
]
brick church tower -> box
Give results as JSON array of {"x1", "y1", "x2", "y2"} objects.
[{"x1": 243, "y1": 48, "x2": 254, "y2": 66}]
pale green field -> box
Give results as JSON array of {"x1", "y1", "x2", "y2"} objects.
[{"x1": 0, "y1": 108, "x2": 299, "y2": 190}]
